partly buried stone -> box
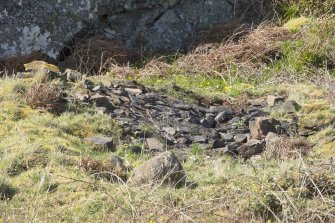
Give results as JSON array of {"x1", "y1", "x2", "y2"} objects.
[
  {"x1": 220, "y1": 133, "x2": 234, "y2": 142},
  {"x1": 234, "y1": 134, "x2": 248, "y2": 143},
  {"x1": 249, "y1": 117, "x2": 281, "y2": 139},
  {"x1": 146, "y1": 138, "x2": 165, "y2": 151},
  {"x1": 110, "y1": 155, "x2": 128, "y2": 176},
  {"x1": 278, "y1": 100, "x2": 300, "y2": 114},
  {"x1": 267, "y1": 95, "x2": 286, "y2": 107},
  {"x1": 132, "y1": 151, "x2": 186, "y2": 187},
  {"x1": 200, "y1": 115, "x2": 216, "y2": 128},
  {"x1": 91, "y1": 94, "x2": 114, "y2": 110},
  {"x1": 212, "y1": 139, "x2": 226, "y2": 149},
  {"x1": 64, "y1": 69, "x2": 82, "y2": 82},
  {"x1": 84, "y1": 135, "x2": 116, "y2": 151},
  {"x1": 236, "y1": 139, "x2": 265, "y2": 159}
]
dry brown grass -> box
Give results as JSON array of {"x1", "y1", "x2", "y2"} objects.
[
  {"x1": 24, "y1": 82, "x2": 62, "y2": 111},
  {"x1": 61, "y1": 36, "x2": 139, "y2": 74},
  {"x1": 264, "y1": 137, "x2": 312, "y2": 160},
  {"x1": 0, "y1": 52, "x2": 55, "y2": 75},
  {"x1": 176, "y1": 26, "x2": 293, "y2": 76},
  {"x1": 80, "y1": 157, "x2": 127, "y2": 182}
]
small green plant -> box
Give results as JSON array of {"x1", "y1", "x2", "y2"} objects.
[{"x1": 191, "y1": 144, "x2": 204, "y2": 155}]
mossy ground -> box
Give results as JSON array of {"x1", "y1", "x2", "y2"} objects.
[{"x1": 1, "y1": 15, "x2": 335, "y2": 223}]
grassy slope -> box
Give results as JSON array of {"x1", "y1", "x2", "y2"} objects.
[{"x1": 1, "y1": 12, "x2": 335, "y2": 223}]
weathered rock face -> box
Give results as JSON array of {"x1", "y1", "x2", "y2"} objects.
[{"x1": 0, "y1": 0, "x2": 266, "y2": 60}]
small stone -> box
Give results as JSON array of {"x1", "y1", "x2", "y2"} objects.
[
  {"x1": 236, "y1": 139, "x2": 265, "y2": 159},
  {"x1": 186, "y1": 116, "x2": 199, "y2": 124},
  {"x1": 200, "y1": 116, "x2": 216, "y2": 128},
  {"x1": 125, "y1": 88, "x2": 143, "y2": 95},
  {"x1": 193, "y1": 135, "x2": 208, "y2": 143},
  {"x1": 208, "y1": 106, "x2": 234, "y2": 114},
  {"x1": 278, "y1": 100, "x2": 300, "y2": 114},
  {"x1": 209, "y1": 129, "x2": 221, "y2": 140},
  {"x1": 212, "y1": 139, "x2": 226, "y2": 148},
  {"x1": 249, "y1": 117, "x2": 281, "y2": 139},
  {"x1": 110, "y1": 155, "x2": 127, "y2": 174},
  {"x1": 96, "y1": 107, "x2": 107, "y2": 115},
  {"x1": 129, "y1": 146, "x2": 142, "y2": 154},
  {"x1": 234, "y1": 134, "x2": 247, "y2": 143},
  {"x1": 64, "y1": 69, "x2": 82, "y2": 82},
  {"x1": 163, "y1": 127, "x2": 177, "y2": 136},
  {"x1": 146, "y1": 138, "x2": 164, "y2": 151},
  {"x1": 215, "y1": 111, "x2": 231, "y2": 123},
  {"x1": 267, "y1": 95, "x2": 286, "y2": 107},
  {"x1": 248, "y1": 99, "x2": 265, "y2": 106},
  {"x1": 84, "y1": 136, "x2": 116, "y2": 151},
  {"x1": 220, "y1": 133, "x2": 234, "y2": 142},
  {"x1": 132, "y1": 151, "x2": 185, "y2": 187},
  {"x1": 224, "y1": 143, "x2": 240, "y2": 155},
  {"x1": 91, "y1": 95, "x2": 114, "y2": 110},
  {"x1": 84, "y1": 79, "x2": 95, "y2": 90},
  {"x1": 177, "y1": 137, "x2": 191, "y2": 145}
]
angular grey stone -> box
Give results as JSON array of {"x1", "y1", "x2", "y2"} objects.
[
  {"x1": 192, "y1": 135, "x2": 207, "y2": 144},
  {"x1": 146, "y1": 138, "x2": 164, "y2": 151},
  {"x1": 208, "y1": 106, "x2": 234, "y2": 114},
  {"x1": 64, "y1": 69, "x2": 82, "y2": 82},
  {"x1": 236, "y1": 139, "x2": 265, "y2": 159},
  {"x1": 249, "y1": 117, "x2": 281, "y2": 139},
  {"x1": 278, "y1": 100, "x2": 300, "y2": 114},
  {"x1": 132, "y1": 151, "x2": 185, "y2": 187},
  {"x1": 163, "y1": 127, "x2": 177, "y2": 136},
  {"x1": 267, "y1": 95, "x2": 286, "y2": 107},
  {"x1": 220, "y1": 133, "x2": 234, "y2": 142},
  {"x1": 215, "y1": 111, "x2": 232, "y2": 123},
  {"x1": 234, "y1": 134, "x2": 247, "y2": 143},
  {"x1": 212, "y1": 139, "x2": 226, "y2": 149},
  {"x1": 91, "y1": 94, "x2": 114, "y2": 110},
  {"x1": 200, "y1": 116, "x2": 216, "y2": 128}
]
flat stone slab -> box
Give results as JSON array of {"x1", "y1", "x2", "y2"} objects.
[{"x1": 84, "y1": 136, "x2": 116, "y2": 151}]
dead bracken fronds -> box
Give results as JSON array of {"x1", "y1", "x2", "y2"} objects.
[
  {"x1": 177, "y1": 26, "x2": 293, "y2": 76},
  {"x1": 24, "y1": 82, "x2": 62, "y2": 111}
]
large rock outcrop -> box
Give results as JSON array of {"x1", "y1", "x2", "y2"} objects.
[{"x1": 0, "y1": 0, "x2": 267, "y2": 60}]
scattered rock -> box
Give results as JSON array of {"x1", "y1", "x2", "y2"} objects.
[
  {"x1": 146, "y1": 138, "x2": 165, "y2": 151},
  {"x1": 64, "y1": 69, "x2": 82, "y2": 82},
  {"x1": 220, "y1": 133, "x2": 234, "y2": 142},
  {"x1": 132, "y1": 151, "x2": 186, "y2": 187},
  {"x1": 249, "y1": 117, "x2": 281, "y2": 139},
  {"x1": 84, "y1": 136, "x2": 116, "y2": 151},
  {"x1": 236, "y1": 139, "x2": 265, "y2": 159},
  {"x1": 208, "y1": 105, "x2": 234, "y2": 114},
  {"x1": 193, "y1": 135, "x2": 208, "y2": 144},
  {"x1": 234, "y1": 134, "x2": 248, "y2": 143},
  {"x1": 212, "y1": 139, "x2": 226, "y2": 148},
  {"x1": 278, "y1": 100, "x2": 300, "y2": 114},
  {"x1": 201, "y1": 115, "x2": 216, "y2": 128},
  {"x1": 267, "y1": 95, "x2": 286, "y2": 107},
  {"x1": 91, "y1": 95, "x2": 114, "y2": 110},
  {"x1": 163, "y1": 127, "x2": 177, "y2": 136},
  {"x1": 215, "y1": 111, "x2": 231, "y2": 123},
  {"x1": 110, "y1": 155, "x2": 128, "y2": 175}
]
